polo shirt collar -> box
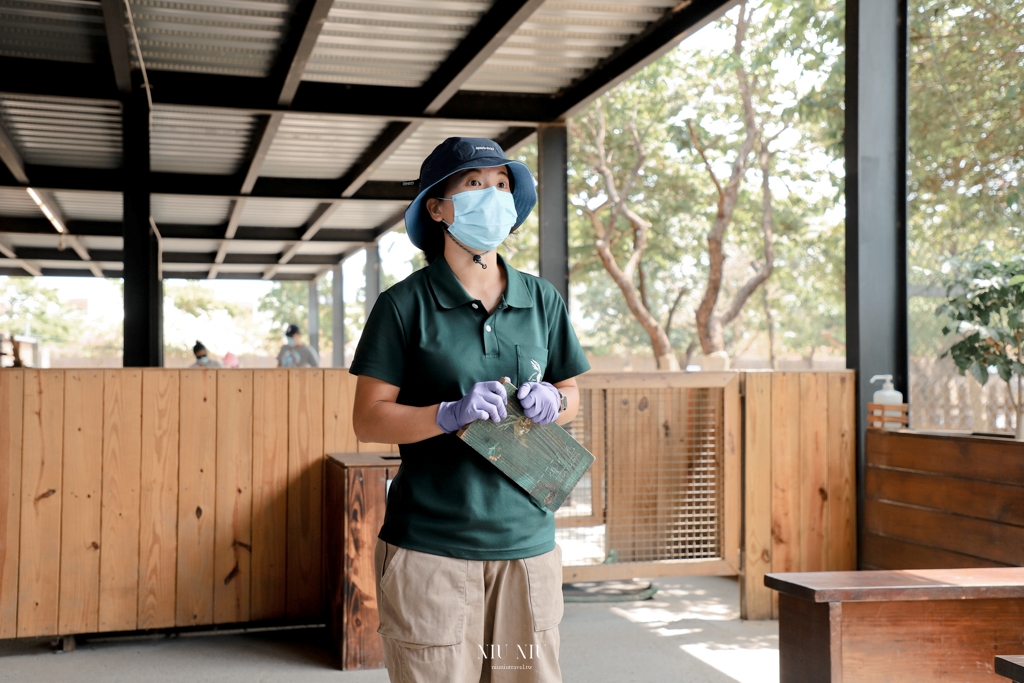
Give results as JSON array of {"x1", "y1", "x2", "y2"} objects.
[{"x1": 427, "y1": 254, "x2": 535, "y2": 310}]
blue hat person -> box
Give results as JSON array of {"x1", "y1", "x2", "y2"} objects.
[{"x1": 404, "y1": 137, "x2": 537, "y2": 267}]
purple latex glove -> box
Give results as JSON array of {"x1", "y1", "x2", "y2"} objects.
[
  {"x1": 517, "y1": 381, "x2": 561, "y2": 425},
  {"x1": 436, "y1": 381, "x2": 508, "y2": 434}
]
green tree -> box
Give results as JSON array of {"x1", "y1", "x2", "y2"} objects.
[
  {"x1": 908, "y1": 0, "x2": 1024, "y2": 280},
  {"x1": 0, "y1": 277, "x2": 83, "y2": 344},
  {"x1": 568, "y1": 0, "x2": 846, "y2": 367},
  {"x1": 936, "y1": 248, "x2": 1024, "y2": 439}
]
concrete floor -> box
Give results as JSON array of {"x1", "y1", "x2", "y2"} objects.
[{"x1": 0, "y1": 576, "x2": 778, "y2": 683}]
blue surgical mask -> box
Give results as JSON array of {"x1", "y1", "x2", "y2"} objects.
[
  {"x1": 440, "y1": 186, "x2": 518, "y2": 252},
  {"x1": 286, "y1": 337, "x2": 297, "y2": 347},
  {"x1": 197, "y1": 356, "x2": 210, "y2": 365}
]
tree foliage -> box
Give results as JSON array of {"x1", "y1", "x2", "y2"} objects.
[
  {"x1": 908, "y1": 0, "x2": 1024, "y2": 281},
  {"x1": 567, "y1": 0, "x2": 846, "y2": 365},
  {"x1": 937, "y1": 248, "x2": 1024, "y2": 437},
  {"x1": 0, "y1": 278, "x2": 83, "y2": 343}
]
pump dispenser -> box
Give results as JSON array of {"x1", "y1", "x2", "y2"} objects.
[{"x1": 869, "y1": 375, "x2": 904, "y2": 429}]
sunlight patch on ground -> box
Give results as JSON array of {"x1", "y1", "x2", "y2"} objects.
[
  {"x1": 607, "y1": 578, "x2": 779, "y2": 683},
  {"x1": 681, "y1": 642, "x2": 780, "y2": 683}
]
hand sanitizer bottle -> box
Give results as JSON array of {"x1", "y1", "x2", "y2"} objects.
[{"x1": 869, "y1": 375, "x2": 904, "y2": 429}]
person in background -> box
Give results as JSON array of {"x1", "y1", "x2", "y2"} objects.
[
  {"x1": 222, "y1": 352, "x2": 239, "y2": 368},
  {"x1": 276, "y1": 323, "x2": 320, "y2": 367},
  {"x1": 191, "y1": 341, "x2": 224, "y2": 368}
]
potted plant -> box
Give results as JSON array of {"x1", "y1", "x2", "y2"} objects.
[{"x1": 936, "y1": 252, "x2": 1024, "y2": 440}]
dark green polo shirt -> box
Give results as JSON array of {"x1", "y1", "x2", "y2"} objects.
[{"x1": 349, "y1": 254, "x2": 590, "y2": 560}]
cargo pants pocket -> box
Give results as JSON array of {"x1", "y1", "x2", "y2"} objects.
[
  {"x1": 523, "y1": 544, "x2": 564, "y2": 631},
  {"x1": 376, "y1": 542, "x2": 468, "y2": 647}
]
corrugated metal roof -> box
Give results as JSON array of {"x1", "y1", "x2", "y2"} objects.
[
  {"x1": 0, "y1": 187, "x2": 42, "y2": 216},
  {"x1": 127, "y1": 0, "x2": 298, "y2": 78},
  {"x1": 0, "y1": 0, "x2": 107, "y2": 63},
  {"x1": 462, "y1": 0, "x2": 677, "y2": 93},
  {"x1": 0, "y1": 95, "x2": 122, "y2": 168},
  {"x1": 52, "y1": 190, "x2": 122, "y2": 220},
  {"x1": 369, "y1": 120, "x2": 510, "y2": 181},
  {"x1": 160, "y1": 237, "x2": 221, "y2": 252},
  {"x1": 260, "y1": 113, "x2": 390, "y2": 178},
  {"x1": 321, "y1": 199, "x2": 405, "y2": 228},
  {"x1": 302, "y1": 0, "x2": 491, "y2": 87},
  {"x1": 152, "y1": 194, "x2": 232, "y2": 224},
  {"x1": 238, "y1": 197, "x2": 320, "y2": 227},
  {"x1": 151, "y1": 106, "x2": 261, "y2": 175}
]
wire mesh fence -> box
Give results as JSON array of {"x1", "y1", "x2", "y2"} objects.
[{"x1": 559, "y1": 385, "x2": 724, "y2": 567}]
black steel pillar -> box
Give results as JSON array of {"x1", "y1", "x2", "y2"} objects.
[
  {"x1": 536, "y1": 123, "x2": 569, "y2": 303},
  {"x1": 332, "y1": 264, "x2": 345, "y2": 368},
  {"x1": 122, "y1": 83, "x2": 162, "y2": 367},
  {"x1": 364, "y1": 244, "x2": 381, "y2": 318},
  {"x1": 846, "y1": 0, "x2": 909, "y2": 563}
]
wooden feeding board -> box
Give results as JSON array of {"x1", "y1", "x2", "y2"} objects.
[{"x1": 458, "y1": 381, "x2": 595, "y2": 512}]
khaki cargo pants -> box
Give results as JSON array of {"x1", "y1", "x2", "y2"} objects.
[{"x1": 373, "y1": 539, "x2": 563, "y2": 683}]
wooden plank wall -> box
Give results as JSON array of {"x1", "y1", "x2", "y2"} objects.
[
  {"x1": 862, "y1": 430, "x2": 1024, "y2": 569},
  {"x1": 740, "y1": 371, "x2": 857, "y2": 620},
  {"x1": 0, "y1": 368, "x2": 382, "y2": 639}
]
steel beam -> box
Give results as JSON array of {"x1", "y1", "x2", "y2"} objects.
[
  {"x1": 332, "y1": 264, "x2": 345, "y2": 367},
  {"x1": 99, "y1": 0, "x2": 133, "y2": 92},
  {"x1": 846, "y1": 0, "x2": 909, "y2": 566},
  {"x1": 364, "y1": 243, "x2": 381, "y2": 318},
  {"x1": 0, "y1": 218, "x2": 376, "y2": 243},
  {"x1": 122, "y1": 84, "x2": 163, "y2": 366},
  {"x1": 272, "y1": 0, "x2": 335, "y2": 106},
  {"x1": 419, "y1": 0, "x2": 547, "y2": 114},
  {"x1": 537, "y1": 124, "x2": 569, "y2": 303},
  {"x1": 552, "y1": 0, "x2": 739, "y2": 119},
  {"x1": 2, "y1": 172, "x2": 419, "y2": 202},
  {"x1": 0, "y1": 121, "x2": 28, "y2": 185}
]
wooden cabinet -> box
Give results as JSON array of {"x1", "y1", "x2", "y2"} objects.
[{"x1": 324, "y1": 452, "x2": 400, "y2": 670}]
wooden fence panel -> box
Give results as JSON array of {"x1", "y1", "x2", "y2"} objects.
[
  {"x1": 214, "y1": 370, "x2": 253, "y2": 624},
  {"x1": 741, "y1": 373, "x2": 772, "y2": 620},
  {"x1": 176, "y1": 370, "x2": 217, "y2": 627},
  {"x1": 0, "y1": 370, "x2": 24, "y2": 638},
  {"x1": 722, "y1": 376, "x2": 741, "y2": 573},
  {"x1": 59, "y1": 370, "x2": 104, "y2": 634},
  {"x1": 251, "y1": 370, "x2": 289, "y2": 621},
  {"x1": 741, "y1": 370, "x2": 858, "y2": 618},
  {"x1": 17, "y1": 370, "x2": 64, "y2": 637},
  {"x1": 99, "y1": 369, "x2": 142, "y2": 632},
  {"x1": 138, "y1": 370, "x2": 179, "y2": 630},
  {"x1": 324, "y1": 370, "x2": 358, "y2": 454},
  {"x1": 797, "y1": 373, "x2": 829, "y2": 573},
  {"x1": 604, "y1": 388, "x2": 636, "y2": 561},
  {"x1": 770, "y1": 371, "x2": 801, "y2": 611},
  {"x1": 827, "y1": 372, "x2": 856, "y2": 570},
  {"x1": 287, "y1": 369, "x2": 323, "y2": 617}
]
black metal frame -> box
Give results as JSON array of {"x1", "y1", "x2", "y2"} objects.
[{"x1": 845, "y1": 0, "x2": 910, "y2": 568}]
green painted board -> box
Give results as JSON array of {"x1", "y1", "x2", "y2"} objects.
[{"x1": 458, "y1": 382, "x2": 595, "y2": 512}]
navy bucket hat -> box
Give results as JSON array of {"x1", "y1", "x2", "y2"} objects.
[{"x1": 404, "y1": 137, "x2": 537, "y2": 249}]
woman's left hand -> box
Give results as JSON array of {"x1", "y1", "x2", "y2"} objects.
[{"x1": 516, "y1": 382, "x2": 561, "y2": 425}]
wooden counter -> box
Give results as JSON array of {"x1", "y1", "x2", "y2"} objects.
[
  {"x1": 767, "y1": 568, "x2": 1024, "y2": 682},
  {"x1": 863, "y1": 429, "x2": 1024, "y2": 570}
]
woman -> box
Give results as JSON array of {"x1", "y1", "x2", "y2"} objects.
[{"x1": 350, "y1": 137, "x2": 590, "y2": 683}]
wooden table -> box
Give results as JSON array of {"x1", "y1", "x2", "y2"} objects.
[
  {"x1": 766, "y1": 568, "x2": 1024, "y2": 682},
  {"x1": 324, "y1": 452, "x2": 401, "y2": 671},
  {"x1": 997, "y1": 656, "x2": 1024, "y2": 682}
]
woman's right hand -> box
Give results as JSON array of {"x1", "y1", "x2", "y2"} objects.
[{"x1": 436, "y1": 381, "x2": 508, "y2": 433}]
